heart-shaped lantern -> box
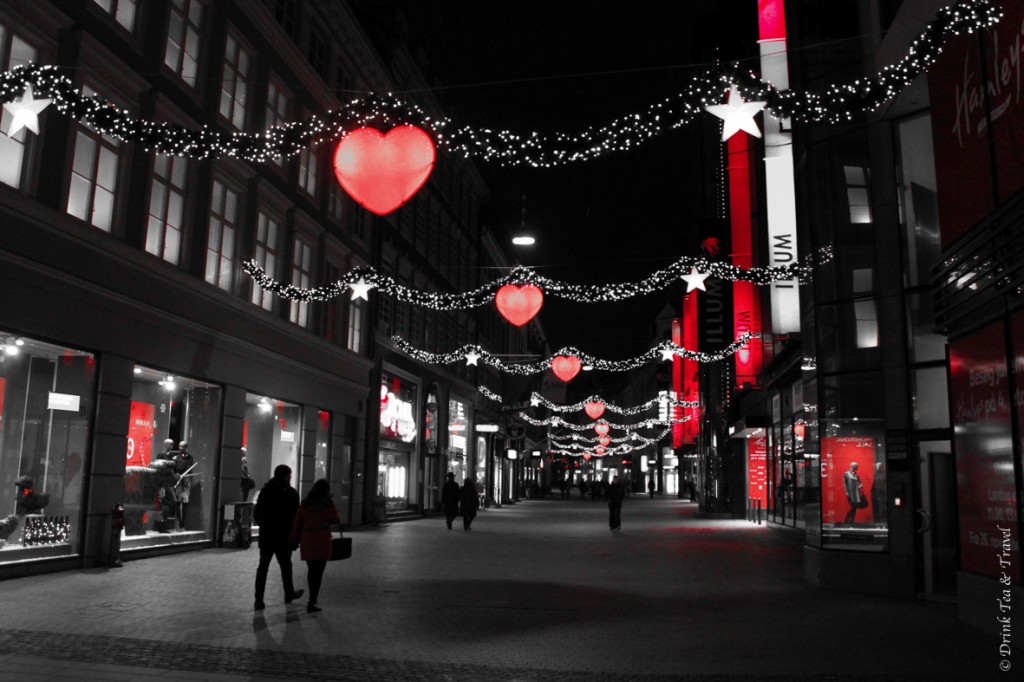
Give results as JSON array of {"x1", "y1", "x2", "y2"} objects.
[
  {"x1": 598, "y1": 435, "x2": 611, "y2": 447},
  {"x1": 551, "y1": 355, "x2": 582, "y2": 383},
  {"x1": 582, "y1": 452, "x2": 593, "y2": 461},
  {"x1": 594, "y1": 422, "x2": 610, "y2": 436},
  {"x1": 583, "y1": 400, "x2": 605, "y2": 420},
  {"x1": 333, "y1": 126, "x2": 435, "y2": 216},
  {"x1": 595, "y1": 446, "x2": 606, "y2": 455},
  {"x1": 495, "y1": 284, "x2": 544, "y2": 327}
]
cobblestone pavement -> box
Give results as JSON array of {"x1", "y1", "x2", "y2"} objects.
[{"x1": 0, "y1": 498, "x2": 1010, "y2": 681}]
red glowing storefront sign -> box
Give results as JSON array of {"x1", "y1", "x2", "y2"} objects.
[
  {"x1": 748, "y1": 435, "x2": 768, "y2": 509},
  {"x1": 728, "y1": 121, "x2": 763, "y2": 388},
  {"x1": 758, "y1": 0, "x2": 787, "y2": 42},
  {"x1": 127, "y1": 400, "x2": 155, "y2": 467},
  {"x1": 672, "y1": 295, "x2": 700, "y2": 448}
]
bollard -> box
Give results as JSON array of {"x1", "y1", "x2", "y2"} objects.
[
  {"x1": 108, "y1": 503, "x2": 124, "y2": 568},
  {"x1": 757, "y1": 498, "x2": 762, "y2": 525}
]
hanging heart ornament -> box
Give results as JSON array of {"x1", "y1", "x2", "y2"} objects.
[
  {"x1": 550, "y1": 355, "x2": 582, "y2": 382},
  {"x1": 598, "y1": 435, "x2": 611, "y2": 447},
  {"x1": 495, "y1": 284, "x2": 544, "y2": 327},
  {"x1": 333, "y1": 125, "x2": 435, "y2": 216},
  {"x1": 594, "y1": 422, "x2": 610, "y2": 436},
  {"x1": 583, "y1": 400, "x2": 605, "y2": 419}
]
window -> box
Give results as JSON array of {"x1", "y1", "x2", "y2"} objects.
[
  {"x1": 308, "y1": 28, "x2": 329, "y2": 81},
  {"x1": 0, "y1": 333, "x2": 96, "y2": 562},
  {"x1": 145, "y1": 155, "x2": 188, "y2": 264},
  {"x1": 843, "y1": 165, "x2": 872, "y2": 224},
  {"x1": 854, "y1": 300, "x2": 879, "y2": 348},
  {"x1": 92, "y1": 0, "x2": 137, "y2": 32},
  {"x1": 289, "y1": 236, "x2": 314, "y2": 327},
  {"x1": 220, "y1": 33, "x2": 251, "y2": 129},
  {"x1": 347, "y1": 299, "x2": 364, "y2": 353},
  {"x1": 328, "y1": 184, "x2": 345, "y2": 222},
  {"x1": 298, "y1": 146, "x2": 317, "y2": 197},
  {"x1": 164, "y1": 0, "x2": 203, "y2": 87},
  {"x1": 205, "y1": 179, "x2": 239, "y2": 291},
  {"x1": 0, "y1": 25, "x2": 38, "y2": 189},
  {"x1": 251, "y1": 211, "x2": 281, "y2": 311},
  {"x1": 274, "y1": 0, "x2": 300, "y2": 40},
  {"x1": 67, "y1": 87, "x2": 121, "y2": 232},
  {"x1": 264, "y1": 76, "x2": 290, "y2": 167}
]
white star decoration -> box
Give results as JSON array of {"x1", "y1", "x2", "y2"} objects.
[
  {"x1": 465, "y1": 351, "x2": 481, "y2": 366},
  {"x1": 660, "y1": 348, "x2": 676, "y2": 362},
  {"x1": 530, "y1": 395, "x2": 541, "y2": 407},
  {"x1": 3, "y1": 84, "x2": 51, "y2": 137},
  {"x1": 681, "y1": 266, "x2": 711, "y2": 293},
  {"x1": 705, "y1": 84, "x2": 766, "y2": 141},
  {"x1": 349, "y1": 278, "x2": 374, "y2": 301}
]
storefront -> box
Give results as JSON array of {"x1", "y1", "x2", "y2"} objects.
[
  {"x1": 447, "y1": 396, "x2": 470, "y2": 482},
  {"x1": 0, "y1": 333, "x2": 95, "y2": 559},
  {"x1": 378, "y1": 369, "x2": 418, "y2": 512}
]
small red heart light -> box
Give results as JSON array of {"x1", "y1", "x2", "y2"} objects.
[
  {"x1": 333, "y1": 125, "x2": 435, "y2": 216},
  {"x1": 551, "y1": 355, "x2": 581, "y2": 382},
  {"x1": 595, "y1": 446, "x2": 606, "y2": 455},
  {"x1": 594, "y1": 422, "x2": 610, "y2": 436},
  {"x1": 495, "y1": 284, "x2": 544, "y2": 327},
  {"x1": 583, "y1": 400, "x2": 605, "y2": 419},
  {"x1": 582, "y1": 452, "x2": 593, "y2": 461},
  {"x1": 598, "y1": 435, "x2": 611, "y2": 447}
]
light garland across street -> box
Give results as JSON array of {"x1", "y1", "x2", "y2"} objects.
[
  {"x1": 393, "y1": 332, "x2": 757, "y2": 374},
  {"x1": 0, "y1": 2, "x2": 998, "y2": 166},
  {"x1": 517, "y1": 413, "x2": 690, "y2": 432},
  {"x1": 476, "y1": 386, "x2": 699, "y2": 414},
  {"x1": 243, "y1": 248, "x2": 831, "y2": 308}
]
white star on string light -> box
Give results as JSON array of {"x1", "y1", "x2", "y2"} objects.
[
  {"x1": 530, "y1": 395, "x2": 541, "y2": 407},
  {"x1": 465, "y1": 351, "x2": 481, "y2": 366},
  {"x1": 705, "y1": 84, "x2": 766, "y2": 141},
  {"x1": 349, "y1": 278, "x2": 374, "y2": 301},
  {"x1": 3, "y1": 84, "x2": 51, "y2": 137},
  {"x1": 660, "y1": 348, "x2": 676, "y2": 362},
  {"x1": 681, "y1": 266, "x2": 711, "y2": 292}
]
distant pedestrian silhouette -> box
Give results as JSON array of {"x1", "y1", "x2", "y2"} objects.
[
  {"x1": 608, "y1": 475, "x2": 625, "y2": 531},
  {"x1": 441, "y1": 472, "x2": 460, "y2": 530},
  {"x1": 253, "y1": 465, "x2": 303, "y2": 610},
  {"x1": 578, "y1": 478, "x2": 588, "y2": 500},
  {"x1": 290, "y1": 478, "x2": 340, "y2": 613},
  {"x1": 647, "y1": 478, "x2": 655, "y2": 498},
  {"x1": 460, "y1": 478, "x2": 479, "y2": 530}
]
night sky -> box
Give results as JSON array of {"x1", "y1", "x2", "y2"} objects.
[{"x1": 358, "y1": 1, "x2": 756, "y2": 374}]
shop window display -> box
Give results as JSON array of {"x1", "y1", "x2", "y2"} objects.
[
  {"x1": 0, "y1": 334, "x2": 95, "y2": 558},
  {"x1": 378, "y1": 371, "x2": 417, "y2": 511},
  {"x1": 820, "y1": 418, "x2": 888, "y2": 550},
  {"x1": 245, "y1": 393, "x2": 301, "y2": 502},
  {"x1": 447, "y1": 398, "x2": 469, "y2": 481},
  {"x1": 123, "y1": 367, "x2": 220, "y2": 542}
]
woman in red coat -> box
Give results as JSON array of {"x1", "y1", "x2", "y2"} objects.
[{"x1": 290, "y1": 479, "x2": 340, "y2": 613}]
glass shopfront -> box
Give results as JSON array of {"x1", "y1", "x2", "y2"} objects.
[
  {"x1": 0, "y1": 334, "x2": 95, "y2": 558},
  {"x1": 447, "y1": 397, "x2": 469, "y2": 482},
  {"x1": 246, "y1": 393, "x2": 301, "y2": 500},
  {"x1": 123, "y1": 367, "x2": 221, "y2": 541},
  {"x1": 378, "y1": 370, "x2": 417, "y2": 511}
]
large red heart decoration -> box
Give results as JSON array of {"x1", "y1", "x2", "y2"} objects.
[
  {"x1": 495, "y1": 284, "x2": 544, "y2": 327},
  {"x1": 550, "y1": 355, "x2": 581, "y2": 382},
  {"x1": 598, "y1": 435, "x2": 611, "y2": 447},
  {"x1": 333, "y1": 125, "x2": 435, "y2": 216},
  {"x1": 594, "y1": 422, "x2": 610, "y2": 436},
  {"x1": 583, "y1": 400, "x2": 605, "y2": 419}
]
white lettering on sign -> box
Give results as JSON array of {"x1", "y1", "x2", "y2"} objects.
[{"x1": 953, "y1": 17, "x2": 1024, "y2": 146}]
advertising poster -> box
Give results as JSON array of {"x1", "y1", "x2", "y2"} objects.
[
  {"x1": 950, "y1": 322, "x2": 1017, "y2": 578},
  {"x1": 126, "y1": 400, "x2": 156, "y2": 467},
  {"x1": 929, "y1": 2, "x2": 1024, "y2": 246},
  {"x1": 747, "y1": 435, "x2": 768, "y2": 509},
  {"x1": 821, "y1": 436, "x2": 876, "y2": 525}
]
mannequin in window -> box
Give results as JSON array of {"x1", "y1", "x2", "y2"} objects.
[
  {"x1": 155, "y1": 438, "x2": 175, "y2": 461},
  {"x1": 173, "y1": 441, "x2": 196, "y2": 527},
  {"x1": 843, "y1": 461, "x2": 866, "y2": 525}
]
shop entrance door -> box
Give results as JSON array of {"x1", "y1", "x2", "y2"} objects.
[{"x1": 918, "y1": 443, "x2": 957, "y2": 596}]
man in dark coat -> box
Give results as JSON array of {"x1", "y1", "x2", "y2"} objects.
[
  {"x1": 459, "y1": 478, "x2": 479, "y2": 531},
  {"x1": 607, "y1": 475, "x2": 626, "y2": 532},
  {"x1": 253, "y1": 464, "x2": 304, "y2": 610},
  {"x1": 441, "y1": 472, "x2": 461, "y2": 530}
]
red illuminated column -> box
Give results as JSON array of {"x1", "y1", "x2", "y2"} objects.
[
  {"x1": 672, "y1": 294, "x2": 700, "y2": 447},
  {"x1": 728, "y1": 131, "x2": 763, "y2": 388}
]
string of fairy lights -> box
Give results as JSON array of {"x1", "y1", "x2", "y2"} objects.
[
  {"x1": 242, "y1": 247, "x2": 831, "y2": 307},
  {"x1": 393, "y1": 332, "x2": 756, "y2": 374},
  {"x1": 0, "y1": 1, "x2": 999, "y2": 167},
  {"x1": 517, "y1": 413, "x2": 690, "y2": 432},
  {"x1": 551, "y1": 429, "x2": 671, "y2": 448},
  {"x1": 478, "y1": 386, "x2": 700, "y2": 414}
]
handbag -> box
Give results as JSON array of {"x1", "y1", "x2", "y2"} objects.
[{"x1": 330, "y1": 536, "x2": 352, "y2": 561}]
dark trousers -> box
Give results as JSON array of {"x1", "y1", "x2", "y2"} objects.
[
  {"x1": 463, "y1": 511, "x2": 475, "y2": 530},
  {"x1": 609, "y1": 502, "x2": 622, "y2": 529},
  {"x1": 255, "y1": 545, "x2": 296, "y2": 601},
  {"x1": 843, "y1": 499, "x2": 858, "y2": 524},
  {"x1": 445, "y1": 513, "x2": 457, "y2": 529},
  {"x1": 306, "y1": 559, "x2": 326, "y2": 604}
]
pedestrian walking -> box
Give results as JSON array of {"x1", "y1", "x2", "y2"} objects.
[
  {"x1": 608, "y1": 475, "x2": 625, "y2": 531},
  {"x1": 441, "y1": 472, "x2": 460, "y2": 530},
  {"x1": 253, "y1": 464, "x2": 304, "y2": 611},
  {"x1": 460, "y1": 477, "x2": 479, "y2": 530},
  {"x1": 647, "y1": 478, "x2": 655, "y2": 498},
  {"x1": 578, "y1": 478, "x2": 588, "y2": 500},
  {"x1": 290, "y1": 478, "x2": 340, "y2": 613}
]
